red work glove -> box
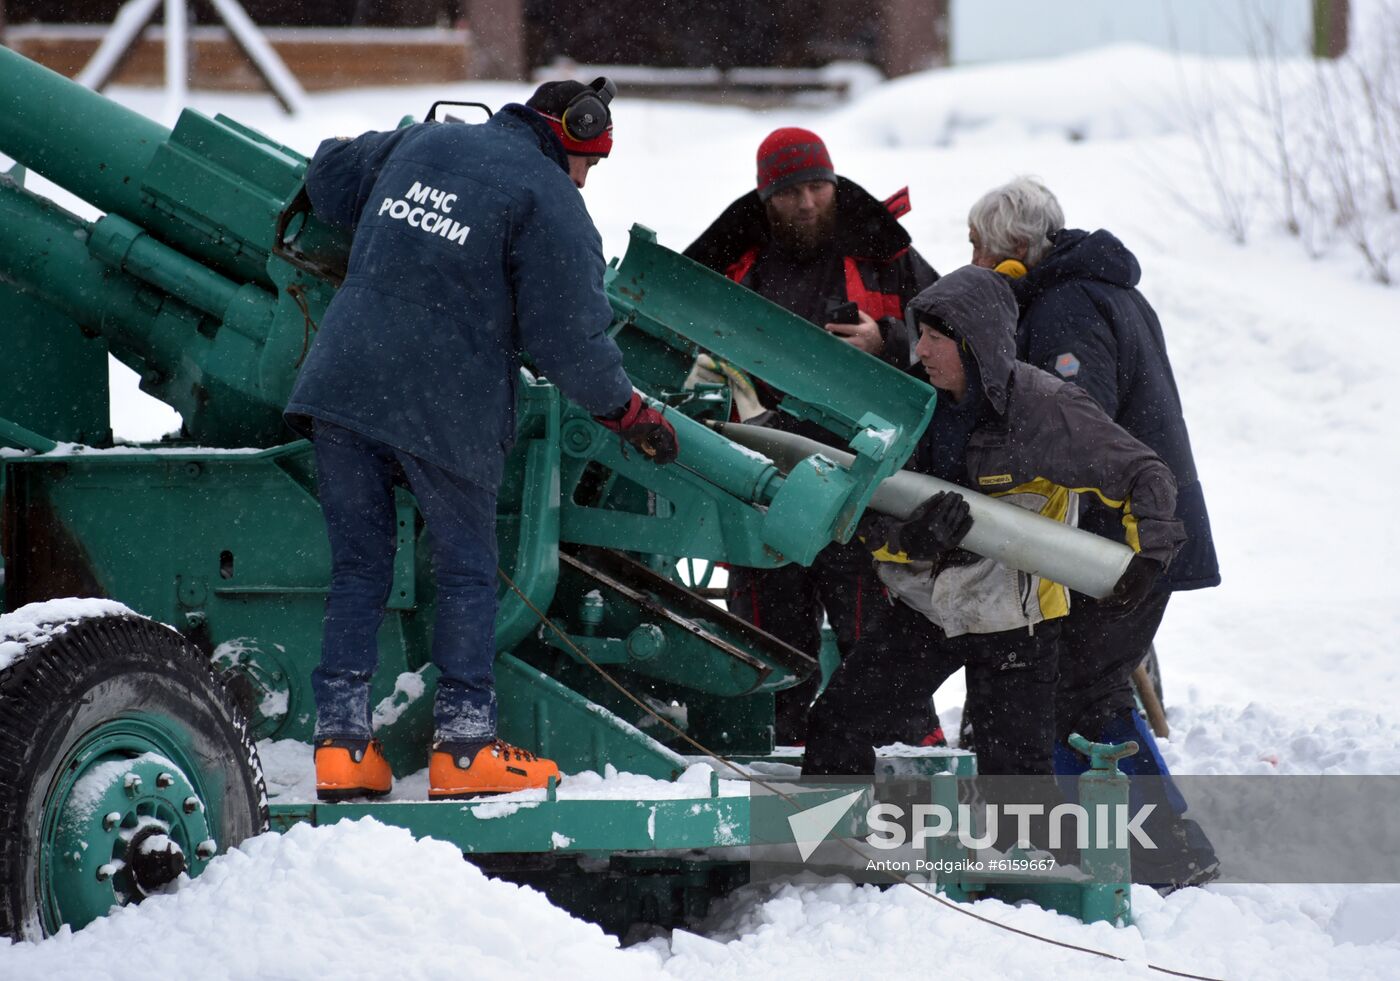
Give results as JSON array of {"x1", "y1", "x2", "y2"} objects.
[{"x1": 595, "y1": 392, "x2": 679, "y2": 465}]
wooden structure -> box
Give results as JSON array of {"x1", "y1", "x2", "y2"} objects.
[
  {"x1": 0, "y1": 0, "x2": 950, "y2": 90},
  {"x1": 5, "y1": 22, "x2": 470, "y2": 90}
]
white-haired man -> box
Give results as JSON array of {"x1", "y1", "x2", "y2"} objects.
[{"x1": 965, "y1": 177, "x2": 1220, "y2": 886}]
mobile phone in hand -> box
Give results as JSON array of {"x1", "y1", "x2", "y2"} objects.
[{"x1": 827, "y1": 300, "x2": 860, "y2": 325}]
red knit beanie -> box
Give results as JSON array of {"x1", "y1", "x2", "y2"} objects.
[{"x1": 756, "y1": 127, "x2": 835, "y2": 201}]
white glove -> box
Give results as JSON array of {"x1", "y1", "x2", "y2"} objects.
[{"x1": 683, "y1": 354, "x2": 765, "y2": 421}]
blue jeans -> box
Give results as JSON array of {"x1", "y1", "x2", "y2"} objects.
[{"x1": 311, "y1": 420, "x2": 498, "y2": 745}]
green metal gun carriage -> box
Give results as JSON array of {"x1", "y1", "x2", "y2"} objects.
[{"x1": 0, "y1": 48, "x2": 1134, "y2": 941}]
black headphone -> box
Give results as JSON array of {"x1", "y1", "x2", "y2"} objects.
[{"x1": 561, "y1": 77, "x2": 617, "y2": 142}]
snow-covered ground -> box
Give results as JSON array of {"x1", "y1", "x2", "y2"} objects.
[{"x1": 5, "y1": 28, "x2": 1400, "y2": 981}]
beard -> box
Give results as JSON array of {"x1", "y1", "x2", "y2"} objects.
[{"x1": 765, "y1": 203, "x2": 837, "y2": 257}]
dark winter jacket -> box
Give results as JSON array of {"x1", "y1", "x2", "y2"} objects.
[
  {"x1": 882, "y1": 266, "x2": 1185, "y2": 637},
  {"x1": 684, "y1": 178, "x2": 938, "y2": 386},
  {"x1": 285, "y1": 106, "x2": 633, "y2": 490},
  {"x1": 1013, "y1": 228, "x2": 1219, "y2": 590}
]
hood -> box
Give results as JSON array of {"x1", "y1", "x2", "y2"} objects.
[
  {"x1": 684, "y1": 176, "x2": 912, "y2": 273},
  {"x1": 906, "y1": 265, "x2": 1019, "y2": 414},
  {"x1": 1014, "y1": 228, "x2": 1140, "y2": 307}
]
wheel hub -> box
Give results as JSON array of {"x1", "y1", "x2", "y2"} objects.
[
  {"x1": 126, "y1": 824, "x2": 188, "y2": 897},
  {"x1": 41, "y1": 721, "x2": 218, "y2": 933},
  {"x1": 211, "y1": 640, "x2": 294, "y2": 739}
]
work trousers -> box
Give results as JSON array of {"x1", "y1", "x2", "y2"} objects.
[
  {"x1": 311, "y1": 420, "x2": 499, "y2": 745},
  {"x1": 804, "y1": 597, "x2": 1060, "y2": 777},
  {"x1": 1051, "y1": 591, "x2": 1221, "y2": 884},
  {"x1": 726, "y1": 539, "x2": 892, "y2": 744},
  {"x1": 1056, "y1": 591, "x2": 1170, "y2": 746}
]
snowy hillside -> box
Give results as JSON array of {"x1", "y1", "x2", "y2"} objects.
[{"x1": 6, "y1": 30, "x2": 1400, "y2": 981}]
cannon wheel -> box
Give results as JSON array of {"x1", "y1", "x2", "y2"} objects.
[
  {"x1": 676, "y1": 556, "x2": 719, "y2": 593},
  {"x1": 0, "y1": 613, "x2": 267, "y2": 940}
]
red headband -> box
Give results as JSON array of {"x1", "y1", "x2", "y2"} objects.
[{"x1": 535, "y1": 111, "x2": 613, "y2": 158}]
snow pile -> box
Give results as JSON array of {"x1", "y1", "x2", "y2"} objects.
[
  {"x1": 826, "y1": 43, "x2": 1205, "y2": 148},
  {"x1": 1160, "y1": 702, "x2": 1400, "y2": 776},
  {"x1": 650, "y1": 878, "x2": 1400, "y2": 980},
  {"x1": 553, "y1": 762, "x2": 746, "y2": 798},
  {"x1": 0, "y1": 598, "x2": 136, "y2": 672},
  {"x1": 7, "y1": 816, "x2": 1397, "y2": 979},
  {"x1": 8, "y1": 819, "x2": 1399, "y2": 979},
  {"x1": 0, "y1": 818, "x2": 662, "y2": 981}
]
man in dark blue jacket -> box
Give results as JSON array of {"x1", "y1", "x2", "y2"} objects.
[
  {"x1": 285, "y1": 80, "x2": 677, "y2": 801},
  {"x1": 966, "y1": 179, "x2": 1220, "y2": 884}
]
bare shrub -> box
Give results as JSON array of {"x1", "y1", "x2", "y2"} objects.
[{"x1": 1175, "y1": 0, "x2": 1399, "y2": 284}]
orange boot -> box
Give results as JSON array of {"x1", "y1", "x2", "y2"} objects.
[
  {"x1": 315, "y1": 738, "x2": 392, "y2": 802},
  {"x1": 429, "y1": 739, "x2": 560, "y2": 799}
]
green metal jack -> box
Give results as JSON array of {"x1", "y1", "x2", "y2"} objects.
[{"x1": 924, "y1": 735, "x2": 1137, "y2": 926}]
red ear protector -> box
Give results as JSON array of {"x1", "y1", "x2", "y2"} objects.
[{"x1": 561, "y1": 77, "x2": 616, "y2": 142}]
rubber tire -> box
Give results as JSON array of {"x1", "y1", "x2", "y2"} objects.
[{"x1": 0, "y1": 613, "x2": 268, "y2": 940}]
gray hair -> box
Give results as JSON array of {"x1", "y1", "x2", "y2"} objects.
[{"x1": 967, "y1": 177, "x2": 1065, "y2": 267}]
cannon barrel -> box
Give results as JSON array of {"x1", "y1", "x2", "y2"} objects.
[
  {"x1": 0, "y1": 175, "x2": 295, "y2": 445},
  {"x1": 0, "y1": 46, "x2": 168, "y2": 219},
  {"x1": 715, "y1": 422, "x2": 1135, "y2": 599},
  {"x1": 0, "y1": 45, "x2": 335, "y2": 289}
]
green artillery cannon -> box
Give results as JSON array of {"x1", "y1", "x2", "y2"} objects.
[{"x1": 0, "y1": 48, "x2": 1135, "y2": 940}]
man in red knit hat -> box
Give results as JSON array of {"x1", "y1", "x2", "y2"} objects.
[{"x1": 685, "y1": 127, "x2": 939, "y2": 745}]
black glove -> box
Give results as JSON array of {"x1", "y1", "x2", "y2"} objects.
[
  {"x1": 1103, "y1": 555, "x2": 1162, "y2": 611},
  {"x1": 596, "y1": 391, "x2": 679, "y2": 465},
  {"x1": 868, "y1": 491, "x2": 973, "y2": 562}
]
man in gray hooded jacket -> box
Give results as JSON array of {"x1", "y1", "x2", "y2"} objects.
[{"x1": 804, "y1": 266, "x2": 1185, "y2": 778}]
